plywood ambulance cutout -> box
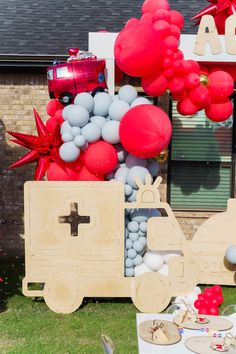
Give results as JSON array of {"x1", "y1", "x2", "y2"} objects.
[{"x1": 23, "y1": 177, "x2": 236, "y2": 314}]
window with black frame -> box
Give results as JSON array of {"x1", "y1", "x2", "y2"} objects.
[{"x1": 169, "y1": 101, "x2": 234, "y2": 211}]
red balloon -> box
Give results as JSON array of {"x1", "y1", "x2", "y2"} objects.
[
  {"x1": 215, "y1": 294, "x2": 224, "y2": 305},
  {"x1": 46, "y1": 117, "x2": 59, "y2": 133},
  {"x1": 46, "y1": 99, "x2": 63, "y2": 117},
  {"x1": 212, "y1": 285, "x2": 222, "y2": 295},
  {"x1": 142, "y1": 73, "x2": 168, "y2": 96},
  {"x1": 76, "y1": 165, "x2": 104, "y2": 181},
  {"x1": 198, "y1": 294, "x2": 205, "y2": 302},
  {"x1": 177, "y1": 97, "x2": 199, "y2": 116},
  {"x1": 169, "y1": 77, "x2": 185, "y2": 94},
  {"x1": 54, "y1": 109, "x2": 64, "y2": 124},
  {"x1": 153, "y1": 9, "x2": 171, "y2": 23},
  {"x1": 119, "y1": 104, "x2": 172, "y2": 158},
  {"x1": 114, "y1": 21, "x2": 164, "y2": 77},
  {"x1": 163, "y1": 35, "x2": 179, "y2": 51},
  {"x1": 172, "y1": 60, "x2": 183, "y2": 75},
  {"x1": 194, "y1": 299, "x2": 202, "y2": 310},
  {"x1": 189, "y1": 86, "x2": 210, "y2": 109},
  {"x1": 170, "y1": 10, "x2": 184, "y2": 30},
  {"x1": 142, "y1": 0, "x2": 170, "y2": 14},
  {"x1": 182, "y1": 60, "x2": 200, "y2": 75},
  {"x1": 84, "y1": 141, "x2": 118, "y2": 175},
  {"x1": 205, "y1": 100, "x2": 233, "y2": 122},
  {"x1": 198, "y1": 307, "x2": 209, "y2": 315},
  {"x1": 170, "y1": 24, "x2": 181, "y2": 39},
  {"x1": 208, "y1": 71, "x2": 234, "y2": 103},
  {"x1": 208, "y1": 306, "x2": 219, "y2": 316},
  {"x1": 47, "y1": 162, "x2": 80, "y2": 181},
  {"x1": 203, "y1": 288, "x2": 213, "y2": 300},
  {"x1": 185, "y1": 73, "x2": 200, "y2": 90},
  {"x1": 140, "y1": 13, "x2": 153, "y2": 23},
  {"x1": 153, "y1": 20, "x2": 171, "y2": 38}
]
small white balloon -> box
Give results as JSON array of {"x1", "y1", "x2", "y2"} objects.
[
  {"x1": 71, "y1": 126, "x2": 81, "y2": 136},
  {"x1": 186, "y1": 292, "x2": 198, "y2": 306},
  {"x1": 127, "y1": 221, "x2": 139, "y2": 233},
  {"x1": 163, "y1": 251, "x2": 182, "y2": 265},
  {"x1": 67, "y1": 105, "x2": 90, "y2": 127},
  {"x1": 126, "y1": 239, "x2": 133, "y2": 249},
  {"x1": 139, "y1": 236, "x2": 147, "y2": 246},
  {"x1": 62, "y1": 131, "x2": 73, "y2": 142},
  {"x1": 133, "y1": 240, "x2": 144, "y2": 252},
  {"x1": 108, "y1": 100, "x2": 130, "y2": 121},
  {"x1": 81, "y1": 122, "x2": 101, "y2": 143},
  {"x1": 93, "y1": 92, "x2": 112, "y2": 116},
  {"x1": 125, "y1": 154, "x2": 147, "y2": 168},
  {"x1": 125, "y1": 268, "x2": 134, "y2": 277},
  {"x1": 130, "y1": 97, "x2": 151, "y2": 107},
  {"x1": 125, "y1": 184, "x2": 133, "y2": 196},
  {"x1": 74, "y1": 135, "x2": 86, "y2": 148},
  {"x1": 127, "y1": 248, "x2": 137, "y2": 259},
  {"x1": 74, "y1": 92, "x2": 94, "y2": 113},
  {"x1": 118, "y1": 85, "x2": 137, "y2": 104},
  {"x1": 139, "y1": 222, "x2": 147, "y2": 233},
  {"x1": 60, "y1": 120, "x2": 72, "y2": 134},
  {"x1": 102, "y1": 120, "x2": 120, "y2": 144},
  {"x1": 90, "y1": 115, "x2": 107, "y2": 128},
  {"x1": 114, "y1": 167, "x2": 129, "y2": 183},
  {"x1": 129, "y1": 232, "x2": 139, "y2": 242},
  {"x1": 127, "y1": 189, "x2": 137, "y2": 202},
  {"x1": 134, "y1": 263, "x2": 152, "y2": 277},
  {"x1": 59, "y1": 142, "x2": 80, "y2": 162},
  {"x1": 127, "y1": 166, "x2": 152, "y2": 189},
  {"x1": 144, "y1": 251, "x2": 164, "y2": 271},
  {"x1": 133, "y1": 254, "x2": 143, "y2": 266},
  {"x1": 125, "y1": 258, "x2": 133, "y2": 268},
  {"x1": 158, "y1": 264, "x2": 169, "y2": 277}
]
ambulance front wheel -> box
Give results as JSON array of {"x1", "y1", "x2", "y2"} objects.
[
  {"x1": 59, "y1": 92, "x2": 74, "y2": 105},
  {"x1": 44, "y1": 276, "x2": 83, "y2": 314},
  {"x1": 132, "y1": 273, "x2": 171, "y2": 313}
]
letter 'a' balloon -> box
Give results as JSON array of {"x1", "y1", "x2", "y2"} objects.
[{"x1": 119, "y1": 104, "x2": 172, "y2": 158}]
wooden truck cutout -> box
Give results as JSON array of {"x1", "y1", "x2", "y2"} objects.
[{"x1": 22, "y1": 177, "x2": 236, "y2": 314}]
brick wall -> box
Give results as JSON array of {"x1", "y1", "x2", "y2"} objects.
[{"x1": 0, "y1": 70, "x2": 49, "y2": 258}]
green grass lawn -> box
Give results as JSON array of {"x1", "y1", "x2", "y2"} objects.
[{"x1": 0, "y1": 259, "x2": 235, "y2": 354}]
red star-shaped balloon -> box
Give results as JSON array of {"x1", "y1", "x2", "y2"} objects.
[
  {"x1": 192, "y1": 0, "x2": 236, "y2": 22},
  {"x1": 8, "y1": 108, "x2": 64, "y2": 180}
]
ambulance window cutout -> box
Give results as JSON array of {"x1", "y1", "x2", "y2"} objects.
[
  {"x1": 56, "y1": 66, "x2": 70, "y2": 79},
  {"x1": 47, "y1": 69, "x2": 53, "y2": 80},
  {"x1": 58, "y1": 202, "x2": 90, "y2": 236}
]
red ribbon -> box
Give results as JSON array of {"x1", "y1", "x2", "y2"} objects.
[{"x1": 192, "y1": 0, "x2": 236, "y2": 21}]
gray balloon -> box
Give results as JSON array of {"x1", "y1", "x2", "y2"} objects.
[
  {"x1": 130, "y1": 97, "x2": 151, "y2": 107},
  {"x1": 114, "y1": 167, "x2": 129, "y2": 183},
  {"x1": 147, "y1": 160, "x2": 160, "y2": 177},
  {"x1": 71, "y1": 126, "x2": 81, "y2": 137},
  {"x1": 60, "y1": 120, "x2": 72, "y2": 134},
  {"x1": 74, "y1": 92, "x2": 94, "y2": 113},
  {"x1": 61, "y1": 131, "x2": 73, "y2": 142},
  {"x1": 81, "y1": 122, "x2": 101, "y2": 143},
  {"x1": 59, "y1": 142, "x2": 80, "y2": 162},
  {"x1": 127, "y1": 166, "x2": 152, "y2": 189},
  {"x1": 102, "y1": 121, "x2": 120, "y2": 144},
  {"x1": 115, "y1": 144, "x2": 128, "y2": 163},
  {"x1": 67, "y1": 105, "x2": 90, "y2": 127},
  {"x1": 108, "y1": 100, "x2": 130, "y2": 121},
  {"x1": 226, "y1": 245, "x2": 236, "y2": 264},
  {"x1": 125, "y1": 184, "x2": 133, "y2": 196},
  {"x1": 125, "y1": 154, "x2": 147, "y2": 168},
  {"x1": 74, "y1": 135, "x2": 86, "y2": 148},
  {"x1": 93, "y1": 92, "x2": 112, "y2": 116},
  {"x1": 118, "y1": 85, "x2": 137, "y2": 104},
  {"x1": 127, "y1": 189, "x2": 137, "y2": 202},
  {"x1": 62, "y1": 104, "x2": 74, "y2": 120},
  {"x1": 90, "y1": 115, "x2": 107, "y2": 128}
]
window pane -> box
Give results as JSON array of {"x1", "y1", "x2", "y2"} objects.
[
  {"x1": 56, "y1": 66, "x2": 69, "y2": 78},
  {"x1": 170, "y1": 163, "x2": 231, "y2": 210},
  {"x1": 47, "y1": 69, "x2": 53, "y2": 80}
]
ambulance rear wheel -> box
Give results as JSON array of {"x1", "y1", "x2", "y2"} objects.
[
  {"x1": 91, "y1": 86, "x2": 105, "y2": 97},
  {"x1": 59, "y1": 92, "x2": 74, "y2": 105},
  {"x1": 132, "y1": 272, "x2": 171, "y2": 313},
  {"x1": 44, "y1": 276, "x2": 83, "y2": 314}
]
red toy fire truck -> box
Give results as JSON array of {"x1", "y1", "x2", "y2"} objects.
[{"x1": 47, "y1": 48, "x2": 107, "y2": 104}]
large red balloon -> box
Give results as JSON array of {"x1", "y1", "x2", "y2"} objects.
[
  {"x1": 169, "y1": 10, "x2": 184, "y2": 30},
  {"x1": 84, "y1": 141, "x2": 118, "y2": 175},
  {"x1": 142, "y1": 73, "x2": 168, "y2": 96},
  {"x1": 47, "y1": 162, "x2": 80, "y2": 181},
  {"x1": 76, "y1": 165, "x2": 104, "y2": 181},
  {"x1": 119, "y1": 104, "x2": 172, "y2": 158},
  {"x1": 142, "y1": 0, "x2": 170, "y2": 14},
  {"x1": 208, "y1": 71, "x2": 234, "y2": 103},
  {"x1": 46, "y1": 99, "x2": 63, "y2": 117},
  {"x1": 177, "y1": 97, "x2": 199, "y2": 116},
  {"x1": 114, "y1": 21, "x2": 164, "y2": 77},
  {"x1": 205, "y1": 100, "x2": 233, "y2": 122}
]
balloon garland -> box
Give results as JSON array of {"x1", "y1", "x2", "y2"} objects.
[{"x1": 114, "y1": 0, "x2": 234, "y2": 122}]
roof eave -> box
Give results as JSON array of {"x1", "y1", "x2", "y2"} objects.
[{"x1": 0, "y1": 54, "x2": 68, "y2": 67}]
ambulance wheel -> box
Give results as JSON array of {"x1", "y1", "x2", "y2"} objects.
[
  {"x1": 132, "y1": 272, "x2": 171, "y2": 313},
  {"x1": 91, "y1": 87, "x2": 105, "y2": 97},
  {"x1": 59, "y1": 92, "x2": 74, "y2": 105},
  {"x1": 44, "y1": 276, "x2": 83, "y2": 314}
]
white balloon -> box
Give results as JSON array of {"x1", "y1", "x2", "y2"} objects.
[
  {"x1": 90, "y1": 115, "x2": 107, "y2": 128},
  {"x1": 118, "y1": 85, "x2": 137, "y2": 104},
  {"x1": 127, "y1": 166, "x2": 152, "y2": 189},
  {"x1": 134, "y1": 263, "x2": 152, "y2": 277},
  {"x1": 93, "y1": 92, "x2": 112, "y2": 116},
  {"x1": 67, "y1": 105, "x2": 90, "y2": 127},
  {"x1": 74, "y1": 92, "x2": 94, "y2": 113},
  {"x1": 102, "y1": 121, "x2": 120, "y2": 144},
  {"x1": 114, "y1": 167, "x2": 129, "y2": 183},
  {"x1": 71, "y1": 126, "x2": 81, "y2": 137},
  {"x1": 125, "y1": 154, "x2": 147, "y2": 168},
  {"x1": 158, "y1": 264, "x2": 169, "y2": 277},
  {"x1": 163, "y1": 251, "x2": 182, "y2": 265},
  {"x1": 60, "y1": 120, "x2": 72, "y2": 134},
  {"x1": 193, "y1": 286, "x2": 201, "y2": 295},
  {"x1": 186, "y1": 292, "x2": 198, "y2": 306},
  {"x1": 144, "y1": 252, "x2": 164, "y2": 271},
  {"x1": 59, "y1": 142, "x2": 80, "y2": 162},
  {"x1": 108, "y1": 100, "x2": 130, "y2": 121},
  {"x1": 127, "y1": 189, "x2": 137, "y2": 202},
  {"x1": 130, "y1": 97, "x2": 151, "y2": 107},
  {"x1": 81, "y1": 122, "x2": 101, "y2": 143}
]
